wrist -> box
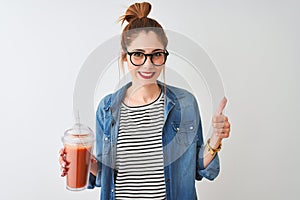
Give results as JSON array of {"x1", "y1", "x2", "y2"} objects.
[
  {"x1": 90, "y1": 161, "x2": 98, "y2": 176},
  {"x1": 206, "y1": 138, "x2": 222, "y2": 156},
  {"x1": 209, "y1": 135, "x2": 222, "y2": 149}
]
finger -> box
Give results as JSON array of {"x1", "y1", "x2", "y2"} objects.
[
  {"x1": 219, "y1": 132, "x2": 230, "y2": 138},
  {"x1": 214, "y1": 131, "x2": 230, "y2": 138},
  {"x1": 61, "y1": 169, "x2": 68, "y2": 177},
  {"x1": 213, "y1": 122, "x2": 224, "y2": 129},
  {"x1": 59, "y1": 152, "x2": 69, "y2": 163},
  {"x1": 60, "y1": 160, "x2": 69, "y2": 168},
  {"x1": 213, "y1": 115, "x2": 227, "y2": 123},
  {"x1": 59, "y1": 156, "x2": 65, "y2": 165},
  {"x1": 59, "y1": 156, "x2": 70, "y2": 167},
  {"x1": 222, "y1": 127, "x2": 230, "y2": 134},
  {"x1": 59, "y1": 148, "x2": 66, "y2": 156},
  {"x1": 216, "y1": 97, "x2": 227, "y2": 115},
  {"x1": 213, "y1": 122, "x2": 230, "y2": 129},
  {"x1": 214, "y1": 128, "x2": 224, "y2": 134},
  {"x1": 214, "y1": 127, "x2": 230, "y2": 134},
  {"x1": 60, "y1": 165, "x2": 69, "y2": 172}
]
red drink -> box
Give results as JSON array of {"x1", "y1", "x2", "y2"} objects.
[
  {"x1": 65, "y1": 144, "x2": 92, "y2": 190},
  {"x1": 62, "y1": 123, "x2": 95, "y2": 191}
]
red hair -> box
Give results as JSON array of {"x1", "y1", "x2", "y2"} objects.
[{"x1": 118, "y1": 2, "x2": 168, "y2": 53}]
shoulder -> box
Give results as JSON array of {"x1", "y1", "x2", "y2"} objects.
[
  {"x1": 165, "y1": 84, "x2": 197, "y2": 102},
  {"x1": 96, "y1": 82, "x2": 129, "y2": 113},
  {"x1": 96, "y1": 93, "x2": 112, "y2": 119},
  {"x1": 166, "y1": 84, "x2": 193, "y2": 96},
  {"x1": 98, "y1": 94, "x2": 113, "y2": 109}
]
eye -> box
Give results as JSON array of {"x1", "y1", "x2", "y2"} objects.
[
  {"x1": 132, "y1": 52, "x2": 144, "y2": 57},
  {"x1": 153, "y1": 52, "x2": 164, "y2": 57}
]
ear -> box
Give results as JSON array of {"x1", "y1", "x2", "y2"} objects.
[{"x1": 121, "y1": 51, "x2": 127, "y2": 62}]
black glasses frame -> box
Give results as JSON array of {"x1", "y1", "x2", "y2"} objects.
[{"x1": 126, "y1": 50, "x2": 169, "y2": 66}]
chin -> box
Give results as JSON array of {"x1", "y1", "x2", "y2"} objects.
[{"x1": 134, "y1": 78, "x2": 158, "y2": 86}]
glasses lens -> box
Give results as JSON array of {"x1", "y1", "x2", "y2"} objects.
[
  {"x1": 131, "y1": 52, "x2": 145, "y2": 66},
  {"x1": 151, "y1": 52, "x2": 166, "y2": 66}
]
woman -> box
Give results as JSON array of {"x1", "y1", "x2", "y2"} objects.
[{"x1": 60, "y1": 2, "x2": 230, "y2": 200}]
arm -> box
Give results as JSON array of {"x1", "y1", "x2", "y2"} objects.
[
  {"x1": 202, "y1": 137, "x2": 222, "y2": 168},
  {"x1": 195, "y1": 97, "x2": 231, "y2": 180},
  {"x1": 203, "y1": 97, "x2": 230, "y2": 167}
]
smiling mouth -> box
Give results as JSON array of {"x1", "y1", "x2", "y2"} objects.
[{"x1": 138, "y1": 72, "x2": 155, "y2": 79}]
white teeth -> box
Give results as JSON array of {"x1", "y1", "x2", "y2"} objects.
[{"x1": 140, "y1": 72, "x2": 153, "y2": 77}]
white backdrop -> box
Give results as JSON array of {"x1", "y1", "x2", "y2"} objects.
[{"x1": 0, "y1": 0, "x2": 299, "y2": 199}]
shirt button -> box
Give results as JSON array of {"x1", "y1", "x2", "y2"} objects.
[
  {"x1": 111, "y1": 189, "x2": 114, "y2": 193},
  {"x1": 176, "y1": 127, "x2": 180, "y2": 131},
  {"x1": 190, "y1": 126, "x2": 194, "y2": 130},
  {"x1": 104, "y1": 137, "x2": 108, "y2": 141}
]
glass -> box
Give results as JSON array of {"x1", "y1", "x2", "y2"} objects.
[
  {"x1": 126, "y1": 50, "x2": 169, "y2": 66},
  {"x1": 62, "y1": 123, "x2": 95, "y2": 191}
]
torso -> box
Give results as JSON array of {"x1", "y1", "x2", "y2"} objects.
[{"x1": 115, "y1": 90, "x2": 166, "y2": 200}]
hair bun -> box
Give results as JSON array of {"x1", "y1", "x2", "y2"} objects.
[{"x1": 119, "y1": 2, "x2": 152, "y2": 24}]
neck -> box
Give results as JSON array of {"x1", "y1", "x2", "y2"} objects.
[{"x1": 125, "y1": 82, "x2": 161, "y2": 106}]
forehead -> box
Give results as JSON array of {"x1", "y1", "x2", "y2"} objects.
[{"x1": 127, "y1": 31, "x2": 164, "y2": 50}]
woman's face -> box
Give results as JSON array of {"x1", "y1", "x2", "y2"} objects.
[{"x1": 124, "y1": 31, "x2": 166, "y2": 86}]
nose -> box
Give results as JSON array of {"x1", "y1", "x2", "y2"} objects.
[{"x1": 143, "y1": 55, "x2": 153, "y2": 67}]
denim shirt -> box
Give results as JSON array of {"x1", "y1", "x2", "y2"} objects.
[{"x1": 88, "y1": 81, "x2": 220, "y2": 200}]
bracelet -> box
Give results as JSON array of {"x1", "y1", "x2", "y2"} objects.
[{"x1": 206, "y1": 138, "x2": 222, "y2": 155}]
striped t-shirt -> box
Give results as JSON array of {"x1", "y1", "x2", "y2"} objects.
[{"x1": 115, "y1": 91, "x2": 166, "y2": 200}]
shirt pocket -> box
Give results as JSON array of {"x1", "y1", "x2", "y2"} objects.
[{"x1": 172, "y1": 120, "x2": 197, "y2": 146}]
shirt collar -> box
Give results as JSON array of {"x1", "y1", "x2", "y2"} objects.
[{"x1": 103, "y1": 80, "x2": 178, "y2": 114}]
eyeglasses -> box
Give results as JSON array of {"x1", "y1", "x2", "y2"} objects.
[{"x1": 126, "y1": 50, "x2": 169, "y2": 66}]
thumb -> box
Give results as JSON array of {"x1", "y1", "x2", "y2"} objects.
[{"x1": 216, "y1": 97, "x2": 227, "y2": 115}]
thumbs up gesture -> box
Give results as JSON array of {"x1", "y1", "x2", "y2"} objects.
[{"x1": 210, "y1": 97, "x2": 231, "y2": 147}]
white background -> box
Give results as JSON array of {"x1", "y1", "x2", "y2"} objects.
[{"x1": 1, "y1": 0, "x2": 299, "y2": 199}]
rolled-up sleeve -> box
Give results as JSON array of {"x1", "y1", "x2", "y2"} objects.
[
  {"x1": 196, "y1": 151, "x2": 220, "y2": 181},
  {"x1": 87, "y1": 162, "x2": 102, "y2": 189},
  {"x1": 87, "y1": 173, "x2": 97, "y2": 189}
]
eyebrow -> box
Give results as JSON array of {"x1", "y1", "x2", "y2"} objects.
[{"x1": 131, "y1": 48, "x2": 165, "y2": 52}]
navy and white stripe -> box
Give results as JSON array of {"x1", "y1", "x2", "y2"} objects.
[{"x1": 115, "y1": 91, "x2": 166, "y2": 200}]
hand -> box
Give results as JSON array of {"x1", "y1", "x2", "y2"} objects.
[
  {"x1": 59, "y1": 148, "x2": 98, "y2": 177},
  {"x1": 90, "y1": 155, "x2": 98, "y2": 176},
  {"x1": 210, "y1": 97, "x2": 231, "y2": 147},
  {"x1": 59, "y1": 148, "x2": 69, "y2": 177}
]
